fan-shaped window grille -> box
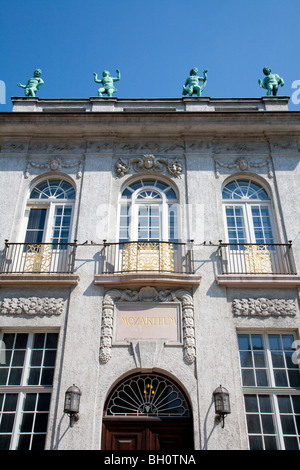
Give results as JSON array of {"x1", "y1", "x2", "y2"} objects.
[
  {"x1": 222, "y1": 180, "x2": 269, "y2": 200},
  {"x1": 30, "y1": 179, "x2": 75, "y2": 200},
  {"x1": 106, "y1": 374, "x2": 190, "y2": 417}
]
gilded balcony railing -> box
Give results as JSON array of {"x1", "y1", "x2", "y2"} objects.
[
  {"x1": 218, "y1": 242, "x2": 297, "y2": 275},
  {"x1": 0, "y1": 241, "x2": 77, "y2": 274},
  {"x1": 101, "y1": 241, "x2": 194, "y2": 274}
]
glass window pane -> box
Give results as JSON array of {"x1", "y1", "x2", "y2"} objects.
[
  {"x1": 269, "y1": 334, "x2": 282, "y2": 350},
  {"x1": 28, "y1": 368, "x2": 40, "y2": 385},
  {"x1": 252, "y1": 335, "x2": 263, "y2": 350},
  {"x1": 247, "y1": 414, "x2": 261, "y2": 433},
  {"x1": 296, "y1": 415, "x2": 300, "y2": 434},
  {"x1": 2, "y1": 334, "x2": 15, "y2": 349},
  {"x1": 271, "y1": 351, "x2": 285, "y2": 368},
  {"x1": 31, "y1": 350, "x2": 43, "y2": 367},
  {"x1": 0, "y1": 369, "x2": 9, "y2": 385},
  {"x1": 12, "y1": 350, "x2": 26, "y2": 367},
  {"x1": 3, "y1": 394, "x2": 18, "y2": 411},
  {"x1": 37, "y1": 394, "x2": 51, "y2": 411},
  {"x1": 249, "y1": 435, "x2": 263, "y2": 450},
  {"x1": 261, "y1": 414, "x2": 275, "y2": 434},
  {"x1": 281, "y1": 415, "x2": 296, "y2": 434},
  {"x1": 44, "y1": 337, "x2": 58, "y2": 354},
  {"x1": 259, "y1": 395, "x2": 272, "y2": 413},
  {"x1": 17, "y1": 434, "x2": 31, "y2": 450},
  {"x1": 41, "y1": 368, "x2": 54, "y2": 386},
  {"x1": 285, "y1": 351, "x2": 298, "y2": 369},
  {"x1": 8, "y1": 368, "x2": 22, "y2": 385},
  {"x1": 0, "y1": 414, "x2": 15, "y2": 432},
  {"x1": 0, "y1": 434, "x2": 11, "y2": 450},
  {"x1": 274, "y1": 370, "x2": 288, "y2": 387},
  {"x1": 244, "y1": 395, "x2": 258, "y2": 412},
  {"x1": 15, "y1": 334, "x2": 28, "y2": 349},
  {"x1": 292, "y1": 396, "x2": 300, "y2": 413},
  {"x1": 278, "y1": 395, "x2": 292, "y2": 413},
  {"x1": 34, "y1": 413, "x2": 49, "y2": 433},
  {"x1": 254, "y1": 351, "x2": 265, "y2": 367},
  {"x1": 288, "y1": 370, "x2": 300, "y2": 388},
  {"x1": 31, "y1": 434, "x2": 46, "y2": 450},
  {"x1": 238, "y1": 334, "x2": 251, "y2": 350},
  {"x1": 44, "y1": 350, "x2": 57, "y2": 367},
  {"x1": 33, "y1": 334, "x2": 45, "y2": 349},
  {"x1": 264, "y1": 435, "x2": 278, "y2": 450},
  {"x1": 284, "y1": 436, "x2": 299, "y2": 450},
  {"x1": 256, "y1": 369, "x2": 268, "y2": 387},
  {"x1": 20, "y1": 413, "x2": 34, "y2": 432},
  {"x1": 242, "y1": 369, "x2": 255, "y2": 386},
  {"x1": 282, "y1": 335, "x2": 295, "y2": 350},
  {"x1": 23, "y1": 393, "x2": 37, "y2": 411},
  {"x1": 240, "y1": 351, "x2": 253, "y2": 368}
]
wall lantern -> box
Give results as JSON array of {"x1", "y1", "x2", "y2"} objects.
[
  {"x1": 213, "y1": 385, "x2": 231, "y2": 428},
  {"x1": 64, "y1": 384, "x2": 82, "y2": 427}
]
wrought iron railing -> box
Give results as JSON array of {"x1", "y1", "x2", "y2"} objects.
[
  {"x1": 0, "y1": 241, "x2": 77, "y2": 274},
  {"x1": 100, "y1": 241, "x2": 194, "y2": 274},
  {"x1": 218, "y1": 242, "x2": 297, "y2": 275}
]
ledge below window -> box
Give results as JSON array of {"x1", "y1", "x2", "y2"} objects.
[
  {"x1": 0, "y1": 273, "x2": 80, "y2": 286},
  {"x1": 94, "y1": 272, "x2": 201, "y2": 288},
  {"x1": 216, "y1": 274, "x2": 300, "y2": 289}
]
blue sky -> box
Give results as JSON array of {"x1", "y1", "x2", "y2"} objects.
[{"x1": 1, "y1": 0, "x2": 300, "y2": 111}]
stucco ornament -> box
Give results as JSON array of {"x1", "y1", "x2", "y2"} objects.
[
  {"x1": 232, "y1": 298, "x2": 297, "y2": 317},
  {"x1": 17, "y1": 69, "x2": 44, "y2": 97},
  {"x1": 99, "y1": 287, "x2": 195, "y2": 364},
  {"x1": 0, "y1": 297, "x2": 64, "y2": 315},
  {"x1": 114, "y1": 155, "x2": 183, "y2": 178},
  {"x1": 25, "y1": 157, "x2": 83, "y2": 179},
  {"x1": 214, "y1": 157, "x2": 273, "y2": 179}
]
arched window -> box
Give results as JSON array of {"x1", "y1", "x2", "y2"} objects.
[
  {"x1": 222, "y1": 179, "x2": 275, "y2": 245},
  {"x1": 24, "y1": 179, "x2": 75, "y2": 245},
  {"x1": 105, "y1": 373, "x2": 190, "y2": 418},
  {"x1": 119, "y1": 179, "x2": 178, "y2": 242}
]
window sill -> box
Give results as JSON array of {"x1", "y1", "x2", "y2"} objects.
[
  {"x1": 0, "y1": 273, "x2": 80, "y2": 286},
  {"x1": 94, "y1": 272, "x2": 201, "y2": 288},
  {"x1": 216, "y1": 274, "x2": 300, "y2": 288}
]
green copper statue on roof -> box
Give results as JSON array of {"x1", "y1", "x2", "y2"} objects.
[
  {"x1": 258, "y1": 67, "x2": 284, "y2": 96},
  {"x1": 182, "y1": 67, "x2": 208, "y2": 97},
  {"x1": 17, "y1": 69, "x2": 44, "y2": 97},
  {"x1": 93, "y1": 69, "x2": 121, "y2": 97}
]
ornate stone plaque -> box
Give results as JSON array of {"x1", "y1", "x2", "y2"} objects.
[{"x1": 115, "y1": 303, "x2": 180, "y2": 343}]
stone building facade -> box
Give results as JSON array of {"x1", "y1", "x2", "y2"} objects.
[{"x1": 0, "y1": 96, "x2": 299, "y2": 450}]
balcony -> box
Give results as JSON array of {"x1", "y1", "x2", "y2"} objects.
[
  {"x1": 0, "y1": 241, "x2": 79, "y2": 286},
  {"x1": 94, "y1": 241, "x2": 201, "y2": 287},
  {"x1": 216, "y1": 242, "x2": 300, "y2": 288}
]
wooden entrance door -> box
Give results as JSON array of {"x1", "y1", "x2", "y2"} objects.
[{"x1": 102, "y1": 419, "x2": 193, "y2": 451}]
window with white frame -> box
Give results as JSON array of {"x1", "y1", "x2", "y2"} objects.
[
  {"x1": 222, "y1": 179, "x2": 275, "y2": 246},
  {"x1": 238, "y1": 332, "x2": 300, "y2": 450},
  {"x1": 119, "y1": 179, "x2": 179, "y2": 242},
  {"x1": 24, "y1": 179, "x2": 75, "y2": 246},
  {"x1": 0, "y1": 332, "x2": 58, "y2": 450}
]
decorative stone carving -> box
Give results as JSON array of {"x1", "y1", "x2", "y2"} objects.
[
  {"x1": 1, "y1": 141, "x2": 28, "y2": 153},
  {"x1": 232, "y1": 298, "x2": 297, "y2": 317},
  {"x1": 25, "y1": 157, "x2": 83, "y2": 179},
  {"x1": 0, "y1": 297, "x2": 64, "y2": 315},
  {"x1": 114, "y1": 155, "x2": 183, "y2": 179},
  {"x1": 214, "y1": 157, "x2": 273, "y2": 178},
  {"x1": 99, "y1": 287, "x2": 195, "y2": 364}
]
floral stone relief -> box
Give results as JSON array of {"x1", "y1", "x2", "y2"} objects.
[{"x1": 0, "y1": 297, "x2": 65, "y2": 315}]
